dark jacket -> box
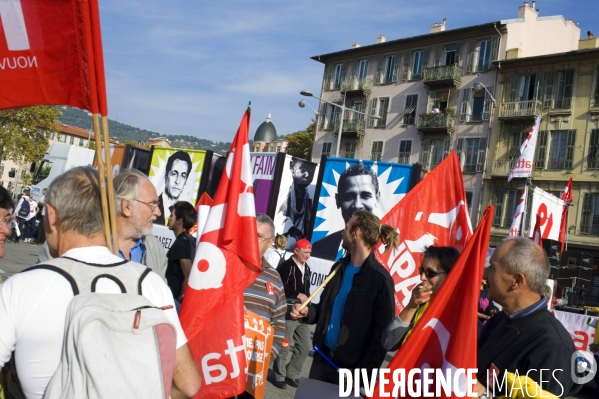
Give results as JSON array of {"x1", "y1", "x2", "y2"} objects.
[
  {"x1": 311, "y1": 230, "x2": 343, "y2": 261},
  {"x1": 277, "y1": 256, "x2": 311, "y2": 300},
  {"x1": 305, "y1": 252, "x2": 395, "y2": 370},
  {"x1": 477, "y1": 307, "x2": 575, "y2": 397}
]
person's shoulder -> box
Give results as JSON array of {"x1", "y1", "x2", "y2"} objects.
[{"x1": 260, "y1": 265, "x2": 284, "y2": 286}]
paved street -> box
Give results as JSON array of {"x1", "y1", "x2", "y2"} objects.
[{"x1": 0, "y1": 244, "x2": 596, "y2": 398}]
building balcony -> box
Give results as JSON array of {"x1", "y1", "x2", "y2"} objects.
[
  {"x1": 423, "y1": 64, "x2": 462, "y2": 88},
  {"x1": 498, "y1": 100, "x2": 542, "y2": 119},
  {"x1": 340, "y1": 77, "x2": 372, "y2": 95},
  {"x1": 416, "y1": 113, "x2": 455, "y2": 135},
  {"x1": 491, "y1": 159, "x2": 514, "y2": 176},
  {"x1": 334, "y1": 118, "x2": 366, "y2": 134}
]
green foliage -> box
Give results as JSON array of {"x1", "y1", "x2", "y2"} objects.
[
  {"x1": 0, "y1": 106, "x2": 61, "y2": 163},
  {"x1": 285, "y1": 119, "x2": 315, "y2": 160}
]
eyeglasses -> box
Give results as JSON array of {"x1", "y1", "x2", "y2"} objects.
[
  {"x1": 257, "y1": 234, "x2": 274, "y2": 243},
  {"x1": 132, "y1": 199, "x2": 159, "y2": 212},
  {"x1": 0, "y1": 216, "x2": 17, "y2": 229},
  {"x1": 419, "y1": 267, "x2": 447, "y2": 279}
]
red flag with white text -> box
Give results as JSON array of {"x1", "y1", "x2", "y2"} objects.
[
  {"x1": 559, "y1": 178, "x2": 573, "y2": 252},
  {"x1": 0, "y1": 0, "x2": 107, "y2": 114},
  {"x1": 372, "y1": 206, "x2": 493, "y2": 398},
  {"x1": 532, "y1": 214, "x2": 543, "y2": 246},
  {"x1": 508, "y1": 187, "x2": 528, "y2": 237},
  {"x1": 179, "y1": 107, "x2": 261, "y2": 398},
  {"x1": 374, "y1": 152, "x2": 473, "y2": 315}
]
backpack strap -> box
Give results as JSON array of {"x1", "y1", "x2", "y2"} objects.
[
  {"x1": 21, "y1": 265, "x2": 79, "y2": 296},
  {"x1": 138, "y1": 267, "x2": 152, "y2": 295}
]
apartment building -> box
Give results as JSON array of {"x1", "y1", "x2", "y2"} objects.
[
  {"x1": 310, "y1": 2, "x2": 579, "y2": 223},
  {"x1": 483, "y1": 37, "x2": 599, "y2": 258}
]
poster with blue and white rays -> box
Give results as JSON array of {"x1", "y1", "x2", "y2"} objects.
[{"x1": 310, "y1": 158, "x2": 413, "y2": 261}]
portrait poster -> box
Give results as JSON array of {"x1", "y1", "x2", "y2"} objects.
[
  {"x1": 148, "y1": 147, "x2": 207, "y2": 226},
  {"x1": 310, "y1": 157, "x2": 413, "y2": 261},
  {"x1": 273, "y1": 155, "x2": 319, "y2": 250},
  {"x1": 250, "y1": 152, "x2": 278, "y2": 214}
]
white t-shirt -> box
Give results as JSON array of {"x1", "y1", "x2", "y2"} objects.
[
  {"x1": 264, "y1": 248, "x2": 288, "y2": 269},
  {"x1": 0, "y1": 246, "x2": 187, "y2": 399},
  {"x1": 26, "y1": 200, "x2": 37, "y2": 221}
]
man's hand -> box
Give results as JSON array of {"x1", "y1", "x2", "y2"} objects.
[
  {"x1": 290, "y1": 303, "x2": 308, "y2": 320},
  {"x1": 297, "y1": 293, "x2": 308, "y2": 303},
  {"x1": 473, "y1": 380, "x2": 488, "y2": 398}
]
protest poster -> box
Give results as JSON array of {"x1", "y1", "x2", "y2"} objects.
[
  {"x1": 244, "y1": 311, "x2": 274, "y2": 399},
  {"x1": 250, "y1": 152, "x2": 278, "y2": 214}
]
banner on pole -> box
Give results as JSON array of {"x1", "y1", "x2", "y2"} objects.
[
  {"x1": 528, "y1": 187, "x2": 565, "y2": 241},
  {"x1": 508, "y1": 115, "x2": 541, "y2": 181}
]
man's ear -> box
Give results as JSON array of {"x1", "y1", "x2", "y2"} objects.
[
  {"x1": 512, "y1": 272, "x2": 525, "y2": 290},
  {"x1": 121, "y1": 199, "x2": 133, "y2": 217},
  {"x1": 45, "y1": 204, "x2": 58, "y2": 234}
]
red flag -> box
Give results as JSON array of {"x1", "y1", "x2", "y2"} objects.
[
  {"x1": 532, "y1": 214, "x2": 543, "y2": 246},
  {"x1": 179, "y1": 107, "x2": 261, "y2": 398},
  {"x1": 372, "y1": 206, "x2": 494, "y2": 398},
  {"x1": 558, "y1": 178, "x2": 573, "y2": 252},
  {"x1": 374, "y1": 152, "x2": 473, "y2": 315},
  {"x1": 0, "y1": 0, "x2": 107, "y2": 114}
]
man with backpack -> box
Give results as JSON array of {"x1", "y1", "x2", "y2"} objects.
[
  {"x1": 7, "y1": 190, "x2": 30, "y2": 244},
  {"x1": 166, "y1": 201, "x2": 197, "y2": 303},
  {"x1": 0, "y1": 167, "x2": 201, "y2": 399}
]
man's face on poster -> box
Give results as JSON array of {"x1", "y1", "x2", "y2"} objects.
[
  {"x1": 336, "y1": 175, "x2": 380, "y2": 223},
  {"x1": 165, "y1": 159, "x2": 190, "y2": 200},
  {"x1": 290, "y1": 160, "x2": 316, "y2": 186}
]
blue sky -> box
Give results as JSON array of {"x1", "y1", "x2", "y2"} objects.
[{"x1": 98, "y1": 0, "x2": 597, "y2": 143}]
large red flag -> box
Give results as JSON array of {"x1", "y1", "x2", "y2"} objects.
[
  {"x1": 179, "y1": 107, "x2": 261, "y2": 398},
  {"x1": 372, "y1": 206, "x2": 494, "y2": 398},
  {"x1": 0, "y1": 0, "x2": 107, "y2": 114},
  {"x1": 374, "y1": 152, "x2": 473, "y2": 314},
  {"x1": 558, "y1": 178, "x2": 573, "y2": 252}
]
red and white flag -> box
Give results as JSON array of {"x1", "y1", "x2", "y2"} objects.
[
  {"x1": 532, "y1": 214, "x2": 543, "y2": 245},
  {"x1": 0, "y1": 0, "x2": 107, "y2": 114},
  {"x1": 508, "y1": 186, "x2": 528, "y2": 237},
  {"x1": 528, "y1": 187, "x2": 565, "y2": 241},
  {"x1": 374, "y1": 152, "x2": 473, "y2": 315},
  {"x1": 559, "y1": 178, "x2": 573, "y2": 251},
  {"x1": 508, "y1": 115, "x2": 541, "y2": 181},
  {"x1": 179, "y1": 107, "x2": 261, "y2": 398},
  {"x1": 372, "y1": 206, "x2": 493, "y2": 398}
]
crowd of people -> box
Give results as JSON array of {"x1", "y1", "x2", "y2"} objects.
[{"x1": 0, "y1": 165, "x2": 584, "y2": 398}]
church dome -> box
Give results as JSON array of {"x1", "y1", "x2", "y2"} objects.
[{"x1": 253, "y1": 112, "x2": 277, "y2": 143}]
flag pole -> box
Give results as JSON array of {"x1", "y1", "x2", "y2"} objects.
[
  {"x1": 92, "y1": 114, "x2": 112, "y2": 249},
  {"x1": 565, "y1": 201, "x2": 571, "y2": 251},
  {"x1": 298, "y1": 264, "x2": 341, "y2": 311},
  {"x1": 519, "y1": 177, "x2": 530, "y2": 237},
  {"x1": 102, "y1": 116, "x2": 119, "y2": 255}
]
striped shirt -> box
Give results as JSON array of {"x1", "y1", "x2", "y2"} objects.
[{"x1": 244, "y1": 258, "x2": 287, "y2": 359}]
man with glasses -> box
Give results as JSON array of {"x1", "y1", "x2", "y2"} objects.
[
  {"x1": 244, "y1": 214, "x2": 287, "y2": 369},
  {"x1": 36, "y1": 170, "x2": 168, "y2": 280}
]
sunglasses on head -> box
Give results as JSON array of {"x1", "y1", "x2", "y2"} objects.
[{"x1": 419, "y1": 267, "x2": 447, "y2": 278}]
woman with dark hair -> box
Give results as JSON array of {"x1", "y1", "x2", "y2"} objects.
[
  {"x1": 0, "y1": 186, "x2": 15, "y2": 260},
  {"x1": 382, "y1": 245, "x2": 460, "y2": 351}
]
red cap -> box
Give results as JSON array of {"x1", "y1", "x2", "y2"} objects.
[{"x1": 295, "y1": 239, "x2": 312, "y2": 250}]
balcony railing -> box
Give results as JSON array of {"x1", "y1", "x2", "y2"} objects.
[
  {"x1": 492, "y1": 159, "x2": 516, "y2": 175},
  {"x1": 334, "y1": 118, "x2": 366, "y2": 133},
  {"x1": 340, "y1": 77, "x2": 372, "y2": 93},
  {"x1": 423, "y1": 64, "x2": 462, "y2": 88},
  {"x1": 499, "y1": 100, "x2": 542, "y2": 118},
  {"x1": 416, "y1": 113, "x2": 455, "y2": 132}
]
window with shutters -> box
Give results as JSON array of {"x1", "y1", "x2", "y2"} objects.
[
  {"x1": 323, "y1": 104, "x2": 340, "y2": 130},
  {"x1": 333, "y1": 63, "x2": 344, "y2": 90},
  {"x1": 503, "y1": 190, "x2": 520, "y2": 227},
  {"x1": 466, "y1": 37, "x2": 499, "y2": 73},
  {"x1": 321, "y1": 142, "x2": 332, "y2": 157},
  {"x1": 403, "y1": 94, "x2": 418, "y2": 125},
  {"x1": 460, "y1": 89, "x2": 472, "y2": 122},
  {"x1": 580, "y1": 193, "x2": 599, "y2": 236},
  {"x1": 456, "y1": 138, "x2": 487, "y2": 173},
  {"x1": 421, "y1": 139, "x2": 450, "y2": 170},
  {"x1": 345, "y1": 142, "x2": 356, "y2": 159},
  {"x1": 465, "y1": 191, "x2": 473, "y2": 215},
  {"x1": 398, "y1": 140, "x2": 412, "y2": 164},
  {"x1": 368, "y1": 97, "x2": 390, "y2": 127},
  {"x1": 402, "y1": 49, "x2": 429, "y2": 81},
  {"x1": 371, "y1": 141, "x2": 384, "y2": 161},
  {"x1": 383, "y1": 55, "x2": 397, "y2": 84},
  {"x1": 588, "y1": 129, "x2": 599, "y2": 170},
  {"x1": 492, "y1": 188, "x2": 505, "y2": 226},
  {"x1": 535, "y1": 130, "x2": 548, "y2": 169},
  {"x1": 358, "y1": 60, "x2": 369, "y2": 81},
  {"x1": 554, "y1": 70, "x2": 574, "y2": 109},
  {"x1": 412, "y1": 51, "x2": 424, "y2": 79},
  {"x1": 547, "y1": 130, "x2": 575, "y2": 169}
]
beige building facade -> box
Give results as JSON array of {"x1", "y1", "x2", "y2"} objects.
[
  {"x1": 483, "y1": 39, "x2": 599, "y2": 260},
  {"x1": 310, "y1": 2, "x2": 580, "y2": 224}
]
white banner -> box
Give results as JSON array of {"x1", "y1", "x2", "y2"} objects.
[
  {"x1": 508, "y1": 115, "x2": 541, "y2": 181},
  {"x1": 152, "y1": 223, "x2": 176, "y2": 253},
  {"x1": 528, "y1": 187, "x2": 565, "y2": 241},
  {"x1": 554, "y1": 310, "x2": 597, "y2": 364},
  {"x1": 307, "y1": 256, "x2": 335, "y2": 304},
  {"x1": 508, "y1": 186, "x2": 527, "y2": 237}
]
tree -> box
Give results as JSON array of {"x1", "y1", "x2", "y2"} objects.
[
  {"x1": 0, "y1": 106, "x2": 61, "y2": 163},
  {"x1": 285, "y1": 119, "x2": 315, "y2": 160}
]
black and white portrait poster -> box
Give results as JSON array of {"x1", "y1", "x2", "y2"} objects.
[{"x1": 273, "y1": 155, "x2": 319, "y2": 250}]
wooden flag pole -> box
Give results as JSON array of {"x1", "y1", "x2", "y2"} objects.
[
  {"x1": 102, "y1": 116, "x2": 119, "y2": 255},
  {"x1": 92, "y1": 114, "x2": 112, "y2": 249},
  {"x1": 297, "y1": 264, "x2": 341, "y2": 311}
]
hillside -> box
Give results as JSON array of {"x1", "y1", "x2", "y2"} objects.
[{"x1": 58, "y1": 107, "x2": 232, "y2": 154}]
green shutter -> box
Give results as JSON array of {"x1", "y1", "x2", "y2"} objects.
[
  {"x1": 544, "y1": 71, "x2": 555, "y2": 108},
  {"x1": 565, "y1": 129, "x2": 576, "y2": 169},
  {"x1": 535, "y1": 130, "x2": 548, "y2": 169},
  {"x1": 477, "y1": 138, "x2": 487, "y2": 172}
]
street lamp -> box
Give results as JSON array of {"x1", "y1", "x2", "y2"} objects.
[
  {"x1": 473, "y1": 82, "x2": 496, "y2": 103},
  {"x1": 298, "y1": 100, "x2": 319, "y2": 115},
  {"x1": 299, "y1": 90, "x2": 380, "y2": 157}
]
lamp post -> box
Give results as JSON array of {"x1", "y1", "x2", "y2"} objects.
[
  {"x1": 300, "y1": 90, "x2": 379, "y2": 157},
  {"x1": 473, "y1": 82, "x2": 496, "y2": 103}
]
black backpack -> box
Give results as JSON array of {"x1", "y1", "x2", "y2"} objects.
[
  {"x1": 277, "y1": 251, "x2": 286, "y2": 267},
  {"x1": 17, "y1": 199, "x2": 30, "y2": 218}
]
